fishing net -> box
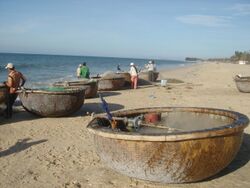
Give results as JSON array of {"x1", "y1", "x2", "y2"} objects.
[{"x1": 39, "y1": 87, "x2": 66, "y2": 92}]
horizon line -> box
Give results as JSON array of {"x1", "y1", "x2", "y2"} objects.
[{"x1": 0, "y1": 51, "x2": 184, "y2": 62}]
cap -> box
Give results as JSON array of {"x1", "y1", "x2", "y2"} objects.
[
  {"x1": 148, "y1": 60, "x2": 152, "y2": 64},
  {"x1": 130, "y1": 62, "x2": 134, "y2": 66},
  {"x1": 5, "y1": 63, "x2": 14, "y2": 69}
]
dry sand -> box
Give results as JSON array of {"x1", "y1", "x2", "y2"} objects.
[{"x1": 0, "y1": 62, "x2": 250, "y2": 188}]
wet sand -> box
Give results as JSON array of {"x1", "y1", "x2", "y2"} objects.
[{"x1": 0, "y1": 62, "x2": 250, "y2": 188}]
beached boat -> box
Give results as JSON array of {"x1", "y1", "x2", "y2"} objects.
[
  {"x1": 234, "y1": 75, "x2": 250, "y2": 93},
  {"x1": 138, "y1": 71, "x2": 159, "y2": 85},
  {"x1": 53, "y1": 80, "x2": 98, "y2": 98},
  {"x1": 116, "y1": 72, "x2": 131, "y2": 86},
  {"x1": 87, "y1": 107, "x2": 249, "y2": 183},
  {"x1": 0, "y1": 83, "x2": 8, "y2": 104},
  {"x1": 18, "y1": 87, "x2": 85, "y2": 117},
  {"x1": 92, "y1": 76, "x2": 125, "y2": 91},
  {"x1": 139, "y1": 71, "x2": 159, "y2": 82}
]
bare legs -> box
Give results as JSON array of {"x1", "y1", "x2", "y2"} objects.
[{"x1": 131, "y1": 76, "x2": 138, "y2": 89}]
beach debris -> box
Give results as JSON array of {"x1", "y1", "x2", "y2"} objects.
[
  {"x1": 185, "y1": 86, "x2": 193, "y2": 89},
  {"x1": 166, "y1": 86, "x2": 173, "y2": 90},
  {"x1": 64, "y1": 181, "x2": 81, "y2": 188},
  {"x1": 149, "y1": 94, "x2": 156, "y2": 99},
  {"x1": 236, "y1": 74, "x2": 242, "y2": 78},
  {"x1": 160, "y1": 79, "x2": 168, "y2": 87},
  {"x1": 165, "y1": 78, "x2": 184, "y2": 84}
]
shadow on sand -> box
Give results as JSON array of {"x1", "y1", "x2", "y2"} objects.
[
  {"x1": 98, "y1": 91, "x2": 121, "y2": 97},
  {"x1": 0, "y1": 138, "x2": 47, "y2": 158},
  {"x1": 0, "y1": 111, "x2": 40, "y2": 126},
  {"x1": 1, "y1": 100, "x2": 124, "y2": 122},
  {"x1": 74, "y1": 102, "x2": 124, "y2": 116}
]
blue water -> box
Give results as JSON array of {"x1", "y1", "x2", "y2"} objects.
[{"x1": 0, "y1": 53, "x2": 191, "y2": 88}]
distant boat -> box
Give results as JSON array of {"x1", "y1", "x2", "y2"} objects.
[{"x1": 185, "y1": 57, "x2": 203, "y2": 62}]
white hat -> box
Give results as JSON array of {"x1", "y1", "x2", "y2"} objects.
[
  {"x1": 130, "y1": 62, "x2": 134, "y2": 66},
  {"x1": 5, "y1": 63, "x2": 14, "y2": 69},
  {"x1": 148, "y1": 60, "x2": 152, "y2": 64}
]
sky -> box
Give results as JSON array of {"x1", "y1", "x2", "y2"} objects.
[{"x1": 0, "y1": 0, "x2": 250, "y2": 60}]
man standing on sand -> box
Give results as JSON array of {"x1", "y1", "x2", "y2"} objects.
[
  {"x1": 146, "y1": 60, "x2": 156, "y2": 71},
  {"x1": 76, "y1": 64, "x2": 82, "y2": 78},
  {"x1": 129, "y1": 62, "x2": 138, "y2": 89},
  {"x1": 80, "y1": 62, "x2": 90, "y2": 79},
  {"x1": 3, "y1": 63, "x2": 26, "y2": 118}
]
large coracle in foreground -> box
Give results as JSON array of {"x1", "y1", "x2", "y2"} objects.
[{"x1": 87, "y1": 107, "x2": 249, "y2": 183}]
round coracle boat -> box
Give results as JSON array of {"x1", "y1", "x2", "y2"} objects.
[
  {"x1": 234, "y1": 75, "x2": 250, "y2": 93},
  {"x1": 139, "y1": 71, "x2": 159, "y2": 82},
  {"x1": 53, "y1": 80, "x2": 98, "y2": 98},
  {"x1": 18, "y1": 87, "x2": 85, "y2": 117},
  {"x1": 87, "y1": 107, "x2": 249, "y2": 183},
  {"x1": 92, "y1": 76, "x2": 125, "y2": 91},
  {"x1": 0, "y1": 83, "x2": 8, "y2": 104},
  {"x1": 116, "y1": 72, "x2": 131, "y2": 86}
]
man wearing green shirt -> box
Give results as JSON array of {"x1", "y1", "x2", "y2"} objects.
[{"x1": 80, "y1": 62, "x2": 90, "y2": 79}]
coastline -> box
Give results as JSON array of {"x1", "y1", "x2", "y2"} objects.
[{"x1": 1, "y1": 61, "x2": 250, "y2": 188}]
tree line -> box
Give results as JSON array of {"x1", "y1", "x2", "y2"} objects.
[
  {"x1": 230, "y1": 51, "x2": 250, "y2": 62},
  {"x1": 186, "y1": 50, "x2": 250, "y2": 63}
]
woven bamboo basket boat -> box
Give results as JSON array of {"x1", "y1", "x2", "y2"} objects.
[
  {"x1": 18, "y1": 87, "x2": 85, "y2": 117},
  {"x1": 53, "y1": 80, "x2": 98, "y2": 98},
  {"x1": 234, "y1": 76, "x2": 250, "y2": 93},
  {"x1": 139, "y1": 71, "x2": 159, "y2": 81},
  {"x1": 92, "y1": 76, "x2": 125, "y2": 91},
  {"x1": 116, "y1": 72, "x2": 131, "y2": 86},
  {"x1": 87, "y1": 107, "x2": 249, "y2": 183}
]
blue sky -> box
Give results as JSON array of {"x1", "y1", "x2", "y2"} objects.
[{"x1": 0, "y1": 0, "x2": 250, "y2": 60}]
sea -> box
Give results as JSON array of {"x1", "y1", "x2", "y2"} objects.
[{"x1": 0, "y1": 53, "x2": 193, "y2": 88}]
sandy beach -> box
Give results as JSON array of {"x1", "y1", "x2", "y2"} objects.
[{"x1": 1, "y1": 62, "x2": 250, "y2": 188}]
